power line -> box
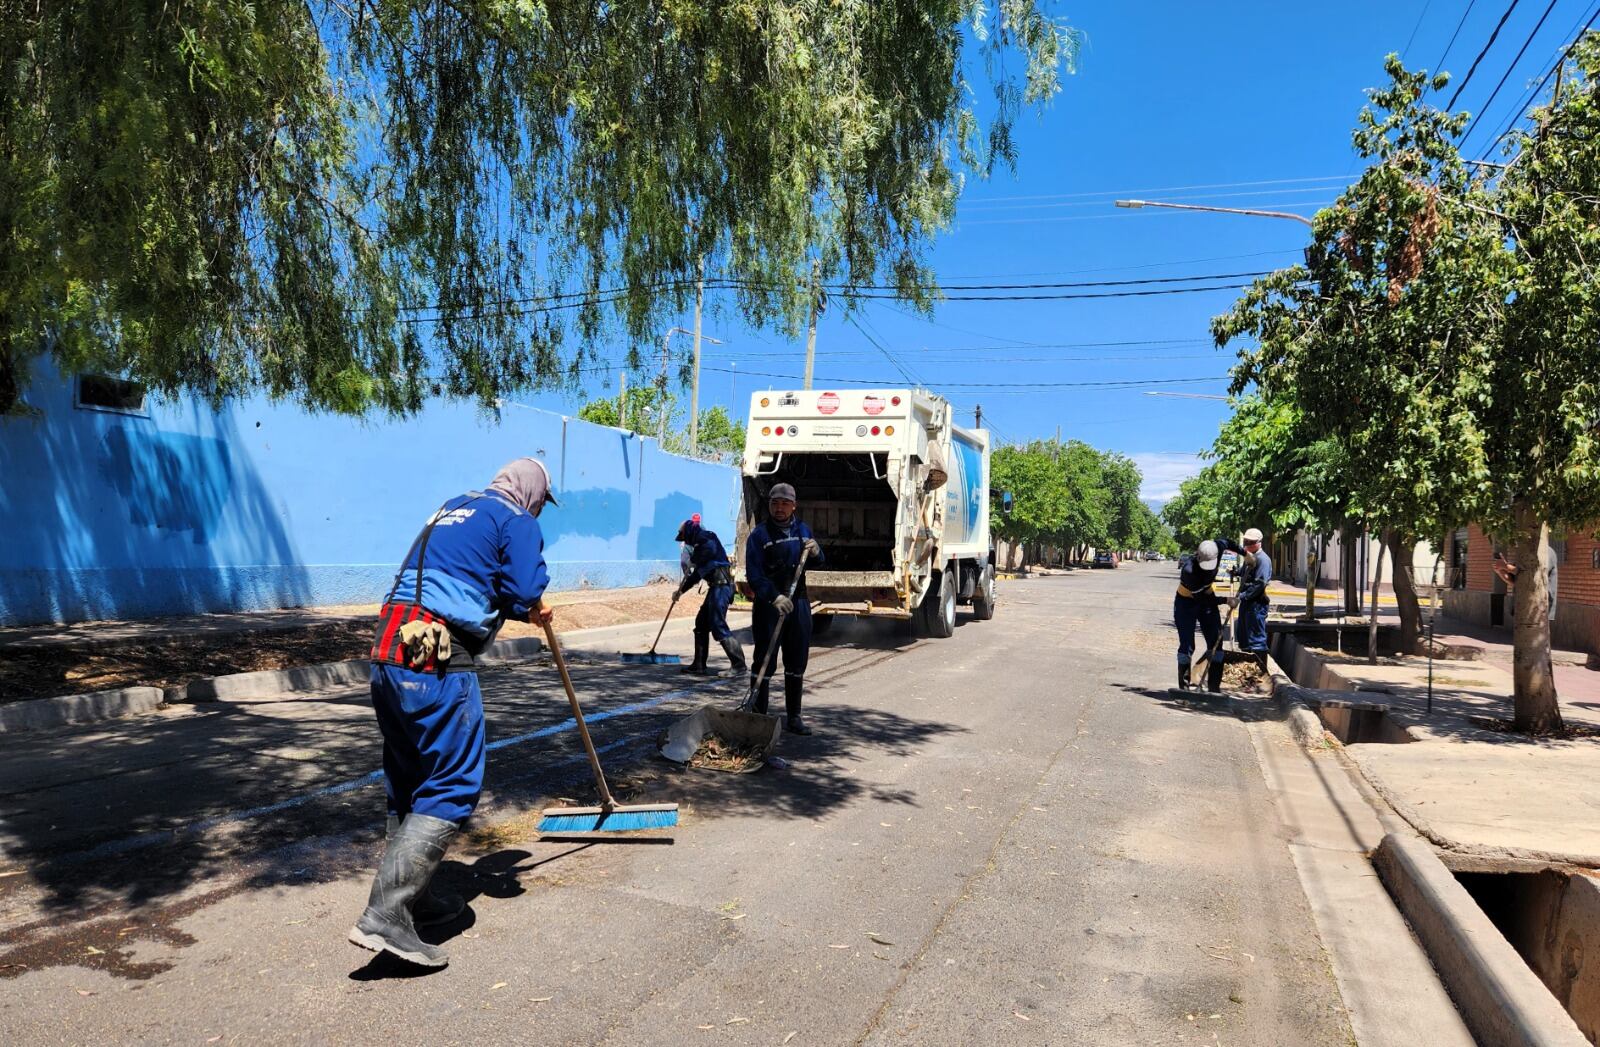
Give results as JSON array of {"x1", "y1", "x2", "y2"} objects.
[
  {"x1": 834, "y1": 283, "x2": 1254, "y2": 303},
  {"x1": 960, "y1": 200, "x2": 1335, "y2": 227},
  {"x1": 1433, "y1": 0, "x2": 1480, "y2": 71},
  {"x1": 1479, "y1": 4, "x2": 1600, "y2": 156},
  {"x1": 699, "y1": 367, "x2": 1228, "y2": 390},
  {"x1": 956, "y1": 174, "x2": 1353, "y2": 207},
  {"x1": 958, "y1": 185, "x2": 1346, "y2": 212},
  {"x1": 850, "y1": 270, "x2": 1275, "y2": 292},
  {"x1": 935, "y1": 248, "x2": 1300, "y2": 281},
  {"x1": 1446, "y1": 0, "x2": 1526, "y2": 110},
  {"x1": 1461, "y1": 0, "x2": 1563, "y2": 148},
  {"x1": 1405, "y1": 0, "x2": 1438, "y2": 58}
]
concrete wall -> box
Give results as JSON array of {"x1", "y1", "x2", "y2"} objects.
[{"x1": 0, "y1": 368, "x2": 740, "y2": 626}]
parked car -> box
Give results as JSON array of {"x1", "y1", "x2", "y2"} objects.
[
  {"x1": 1092, "y1": 550, "x2": 1117, "y2": 569},
  {"x1": 1144, "y1": 551, "x2": 1162, "y2": 562}
]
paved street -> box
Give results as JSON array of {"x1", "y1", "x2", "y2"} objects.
[{"x1": 1, "y1": 566, "x2": 1356, "y2": 1044}]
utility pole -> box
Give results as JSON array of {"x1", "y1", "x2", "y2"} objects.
[
  {"x1": 1054, "y1": 424, "x2": 1061, "y2": 461},
  {"x1": 689, "y1": 261, "x2": 706, "y2": 454},
  {"x1": 658, "y1": 329, "x2": 671, "y2": 444},
  {"x1": 803, "y1": 260, "x2": 821, "y2": 390},
  {"x1": 975, "y1": 404, "x2": 983, "y2": 430}
]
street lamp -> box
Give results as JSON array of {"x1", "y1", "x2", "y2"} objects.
[
  {"x1": 1115, "y1": 199, "x2": 1315, "y2": 228},
  {"x1": 660, "y1": 325, "x2": 725, "y2": 447}
]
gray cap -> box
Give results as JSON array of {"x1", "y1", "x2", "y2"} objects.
[
  {"x1": 1197, "y1": 540, "x2": 1219, "y2": 571},
  {"x1": 768, "y1": 483, "x2": 797, "y2": 503},
  {"x1": 1241, "y1": 527, "x2": 1263, "y2": 543}
]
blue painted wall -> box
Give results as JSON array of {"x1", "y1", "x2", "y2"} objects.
[{"x1": 0, "y1": 368, "x2": 741, "y2": 626}]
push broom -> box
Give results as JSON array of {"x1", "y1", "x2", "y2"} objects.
[
  {"x1": 537, "y1": 620, "x2": 679, "y2": 833},
  {"x1": 620, "y1": 591, "x2": 682, "y2": 665}
]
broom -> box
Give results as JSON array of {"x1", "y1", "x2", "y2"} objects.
[{"x1": 537, "y1": 620, "x2": 679, "y2": 833}]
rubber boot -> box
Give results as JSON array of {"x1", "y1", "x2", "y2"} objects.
[
  {"x1": 385, "y1": 816, "x2": 465, "y2": 927},
  {"x1": 719, "y1": 635, "x2": 748, "y2": 676},
  {"x1": 1206, "y1": 659, "x2": 1226, "y2": 694},
  {"x1": 680, "y1": 632, "x2": 711, "y2": 675},
  {"x1": 1177, "y1": 660, "x2": 1192, "y2": 691},
  {"x1": 784, "y1": 675, "x2": 812, "y2": 735},
  {"x1": 750, "y1": 674, "x2": 771, "y2": 715},
  {"x1": 349, "y1": 814, "x2": 458, "y2": 968}
]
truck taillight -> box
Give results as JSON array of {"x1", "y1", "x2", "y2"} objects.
[
  {"x1": 762, "y1": 426, "x2": 772, "y2": 436},
  {"x1": 870, "y1": 426, "x2": 880, "y2": 436},
  {"x1": 891, "y1": 396, "x2": 901, "y2": 406},
  {"x1": 884, "y1": 425, "x2": 895, "y2": 435},
  {"x1": 760, "y1": 397, "x2": 770, "y2": 407}
]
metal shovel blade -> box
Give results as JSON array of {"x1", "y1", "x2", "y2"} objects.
[
  {"x1": 659, "y1": 705, "x2": 783, "y2": 769},
  {"x1": 621, "y1": 652, "x2": 682, "y2": 665}
]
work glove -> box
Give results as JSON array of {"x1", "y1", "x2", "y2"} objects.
[
  {"x1": 772, "y1": 594, "x2": 794, "y2": 615},
  {"x1": 801, "y1": 538, "x2": 821, "y2": 559},
  {"x1": 674, "y1": 578, "x2": 691, "y2": 599}
]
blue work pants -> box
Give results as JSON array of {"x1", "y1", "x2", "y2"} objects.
[
  {"x1": 694, "y1": 584, "x2": 736, "y2": 642},
  {"x1": 1174, "y1": 594, "x2": 1224, "y2": 665},
  {"x1": 751, "y1": 597, "x2": 812, "y2": 684},
  {"x1": 1236, "y1": 600, "x2": 1270, "y2": 653},
  {"x1": 369, "y1": 663, "x2": 486, "y2": 825}
]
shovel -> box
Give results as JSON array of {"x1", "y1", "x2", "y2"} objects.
[
  {"x1": 621, "y1": 591, "x2": 683, "y2": 665},
  {"x1": 658, "y1": 549, "x2": 811, "y2": 766}
]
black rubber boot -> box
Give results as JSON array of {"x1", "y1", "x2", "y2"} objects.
[
  {"x1": 1177, "y1": 661, "x2": 1192, "y2": 691},
  {"x1": 1206, "y1": 659, "x2": 1226, "y2": 694},
  {"x1": 784, "y1": 675, "x2": 812, "y2": 735},
  {"x1": 349, "y1": 814, "x2": 458, "y2": 967},
  {"x1": 750, "y1": 674, "x2": 771, "y2": 715},
  {"x1": 680, "y1": 632, "x2": 712, "y2": 675},
  {"x1": 719, "y1": 635, "x2": 748, "y2": 675},
  {"x1": 385, "y1": 816, "x2": 465, "y2": 927}
]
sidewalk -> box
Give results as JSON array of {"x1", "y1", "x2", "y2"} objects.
[{"x1": 1274, "y1": 618, "x2": 1600, "y2": 866}]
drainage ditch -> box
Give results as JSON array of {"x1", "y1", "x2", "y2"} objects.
[
  {"x1": 1315, "y1": 703, "x2": 1415, "y2": 744},
  {"x1": 1454, "y1": 866, "x2": 1600, "y2": 1042}
]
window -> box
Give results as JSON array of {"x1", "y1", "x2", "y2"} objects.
[
  {"x1": 1449, "y1": 528, "x2": 1468, "y2": 589},
  {"x1": 75, "y1": 374, "x2": 147, "y2": 415}
]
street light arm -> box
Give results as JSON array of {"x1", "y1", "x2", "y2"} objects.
[{"x1": 1115, "y1": 199, "x2": 1315, "y2": 228}]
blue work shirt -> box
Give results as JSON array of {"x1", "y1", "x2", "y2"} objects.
[
  {"x1": 745, "y1": 519, "x2": 823, "y2": 603},
  {"x1": 387, "y1": 491, "x2": 549, "y2": 644},
  {"x1": 1237, "y1": 547, "x2": 1274, "y2": 606},
  {"x1": 679, "y1": 520, "x2": 732, "y2": 585}
]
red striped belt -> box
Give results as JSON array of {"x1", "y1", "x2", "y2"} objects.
[{"x1": 370, "y1": 601, "x2": 444, "y2": 672}]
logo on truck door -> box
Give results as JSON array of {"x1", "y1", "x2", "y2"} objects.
[{"x1": 817, "y1": 391, "x2": 840, "y2": 415}]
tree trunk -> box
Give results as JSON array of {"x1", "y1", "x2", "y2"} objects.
[
  {"x1": 1510, "y1": 501, "x2": 1563, "y2": 733},
  {"x1": 1367, "y1": 532, "x2": 1388, "y2": 665},
  {"x1": 1342, "y1": 526, "x2": 1362, "y2": 614},
  {"x1": 1386, "y1": 532, "x2": 1422, "y2": 655},
  {"x1": 1303, "y1": 534, "x2": 1321, "y2": 623}
]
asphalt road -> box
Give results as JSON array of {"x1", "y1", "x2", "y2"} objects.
[{"x1": 0, "y1": 565, "x2": 1353, "y2": 1045}]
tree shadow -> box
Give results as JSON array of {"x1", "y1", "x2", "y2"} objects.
[{"x1": 1112, "y1": 683, "x2": 1281, "y2": 725}]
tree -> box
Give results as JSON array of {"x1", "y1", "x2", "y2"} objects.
[
  {"x1": 3, "y1": 3, "x2": 1079, "y2": 416},
  {"x1": 691, "y1": 406, "x2": 747, "y2": 459},
  {"x1": 577, "y1": 389, "x2": 745, "y2": 461}
]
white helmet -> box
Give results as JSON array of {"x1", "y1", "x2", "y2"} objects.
[{"x1": 1197, "y1": 540, "x2": 1220, "y2": 571}]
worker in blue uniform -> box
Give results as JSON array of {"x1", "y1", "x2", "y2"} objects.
[
  {"x1": 676, "y1": 514, "x2": 746, "y2": 676},
  {"x1": 1174, "y1": 536, "x2": 1244, "y2": 692},
  {"x1": 350, "y1": 457, "x2": 556, "y2": 969},
  {"x1": 1233, "y1": 527, "x2": 1274, "y2": 672},
  {"x1": 745, "y1": 483, "x2": 823, "y2": 735}
]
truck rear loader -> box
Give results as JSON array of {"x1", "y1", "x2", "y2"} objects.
[{"x1": 735, "y1": 388, "x2": 995, "y2": 637}]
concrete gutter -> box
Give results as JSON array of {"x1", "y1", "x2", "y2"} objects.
[
  {"x1": 1374, "y1": 833, "x2": 1589, "y2": 1047},
  {"x1": 0, "y1": 686, "x2": 165, "y2": 733}
]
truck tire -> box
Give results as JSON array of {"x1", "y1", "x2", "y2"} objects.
[
  {"x1": 971, "y1": 564, "x2": 997, "y2": 621},
  {"x1": 919, "y1": 568, "x2": 957, "y2": 639}
]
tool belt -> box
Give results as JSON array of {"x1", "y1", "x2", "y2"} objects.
[
  {"x1": 1176, "y1": 582, "x2": 1213, "y2": 599},
  {"x1": 371, "y1": 602, "x2": 482, "y2": 673},
  {"x1": 709, "y1": 565, "x2": 734, "y2": 588}
]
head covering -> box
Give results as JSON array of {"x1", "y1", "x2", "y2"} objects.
[
  {"x1": 768, "y1": 483, "x2": 797, "y2": 503},
  {"x1": 675, "y1": 514, "x2": 704, "y2": 543},
  {"x1": 487, "y1": 457, "x2": 558, "y2": 512},
  {"x1": 1241, "y1": 527, "x2": 1264, "y2": 543},
  {"x1": 1197, "y1": 540, "x2": 1220, "y2": 571}
]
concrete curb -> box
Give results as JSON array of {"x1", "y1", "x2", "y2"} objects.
[
  {"x1": 1373, "y1": 833, "x2": 1588, "y2": 1047},
  {"x1": 0, "y1": 686, "x2": 165, "y2": 733}
]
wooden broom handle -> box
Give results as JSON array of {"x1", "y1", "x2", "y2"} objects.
[{"x1": 542, "y1": 620, "x2": 615, "y2": 809}]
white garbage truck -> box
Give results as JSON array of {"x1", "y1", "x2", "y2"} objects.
[{"x1": 734, "y1": 388, "x2": 996, "y2": 637}]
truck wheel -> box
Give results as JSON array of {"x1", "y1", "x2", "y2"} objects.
[
  {"x1": 919, "y1": 568, "x2": 957, "y2": 639},
  {"x1": 971, "y1": 564, "x2": 997, "y2": 621}
]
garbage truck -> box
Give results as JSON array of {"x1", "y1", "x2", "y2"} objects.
[{"x1": 734, "y1": 388, "x2": 995, "y2": 637}]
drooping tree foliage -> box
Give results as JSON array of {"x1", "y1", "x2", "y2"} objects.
[{"x1": 1, "y1": 1, "x2": 1078, "y2": 415}]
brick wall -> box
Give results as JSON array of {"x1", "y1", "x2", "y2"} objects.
[
  {"x1": 1464, "y1": 523, "x2": 1496, "y2": 593},
  {"x1": 1563, "y1": 528, "x2": 1600, "y2": 609}
]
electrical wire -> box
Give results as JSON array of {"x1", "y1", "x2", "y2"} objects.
[
  {"x1": 1433, "y1": 0, "x2": 1480, "y2": 72},
  {"x1": 699, "y1": 366, "x2": 1227, "y2": 389},
  {"x1": 1405, "y1": 1, "x2": 1438, "y2": 58},
  {"x1": 956, "y1": 174, "x2": 1354, "y2": 207},
  {"x1": 1446, "y1": 0, "x2": 1526, "y2": 110},
  {"x1": 1460, "y1": 0, "x2": 1564, "y2": 149},
  {"x1": 1479, "y1": 4, "x2": 1600, "y2": 156}
]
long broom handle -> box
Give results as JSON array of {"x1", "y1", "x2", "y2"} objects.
[
  {"x1": 743, "y1": 547, "x2": 812, "y2": 709},
  {"x1": 645, "y1": 591, "x2": 678, "y2": 655},
  {"x1": 541, "y1": 619, "x2": 616, "y2": 809},
  {"x1": 1191, "y1": 597, "x2": 1239, "y2": 687}
]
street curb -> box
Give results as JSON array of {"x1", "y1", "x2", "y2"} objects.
[
  {"x1": 1372, "y1": 833, "x2": 1588, "y2": 1047},
  {"x1": 0, "y1": 686, "x2": 164, "y2": 733}
]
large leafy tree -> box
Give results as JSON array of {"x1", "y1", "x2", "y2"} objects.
[{"x1": 2, "y1": 1, "x2": 1078, "y2": 416}]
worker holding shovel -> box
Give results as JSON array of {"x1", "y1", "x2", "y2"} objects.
[
  {"x1": 350, "y1": 457, "x2": 557, "y2": 969},
  {"x1": 675, "y1": 515, "x2": 747, "y2": 677},
  {"x1": 1234, "y1": 527, "x2": 1274, "y2": 673},
  {"x1": 745, "y1": 483, "x2": 823, "y2": 735},
  {"x1": 1174, "y1": 536, "x2": 1245, "y2": 692}
]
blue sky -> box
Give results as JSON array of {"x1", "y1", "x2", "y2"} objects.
[{"x1": 527, "y1": 2, "x2": 1587, "y2": 501}]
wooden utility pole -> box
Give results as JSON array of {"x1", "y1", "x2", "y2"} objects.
[
  {"x1": 803, "y1": 260, "x2": 820, "y2": 390},
  {"x1": 688, "y1": 261, "x2": 706, "y2": 454}
]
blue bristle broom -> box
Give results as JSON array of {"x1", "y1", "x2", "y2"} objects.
[{"x1": 537, "y1": 621, "x2": 679, "y2": 834}]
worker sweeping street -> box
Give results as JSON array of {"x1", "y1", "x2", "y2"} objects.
[
  {"x1": 745, "y1": 483, "x2": 823, "y2": 735},
  {"x1": 675, "y1": 514, "x2": 747, "y2": 677},
  {"x1": 350, "y1": 457, "x2": 557, "y2": 969},
  {"x1": 1233, "y1": 527, "x2": 1274, "y2": 672},
  {"x1": 1174, "y1": 536, "x2": 1245, "y2": 692}
]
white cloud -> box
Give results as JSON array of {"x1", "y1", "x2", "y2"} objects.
[{"x1": 1129, "y1": 452, "x2": 1204, "y2": 501}]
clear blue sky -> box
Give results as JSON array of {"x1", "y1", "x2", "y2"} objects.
[{"x1": 529, "y1": 2, "x2": 1585, "y2": 501}]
